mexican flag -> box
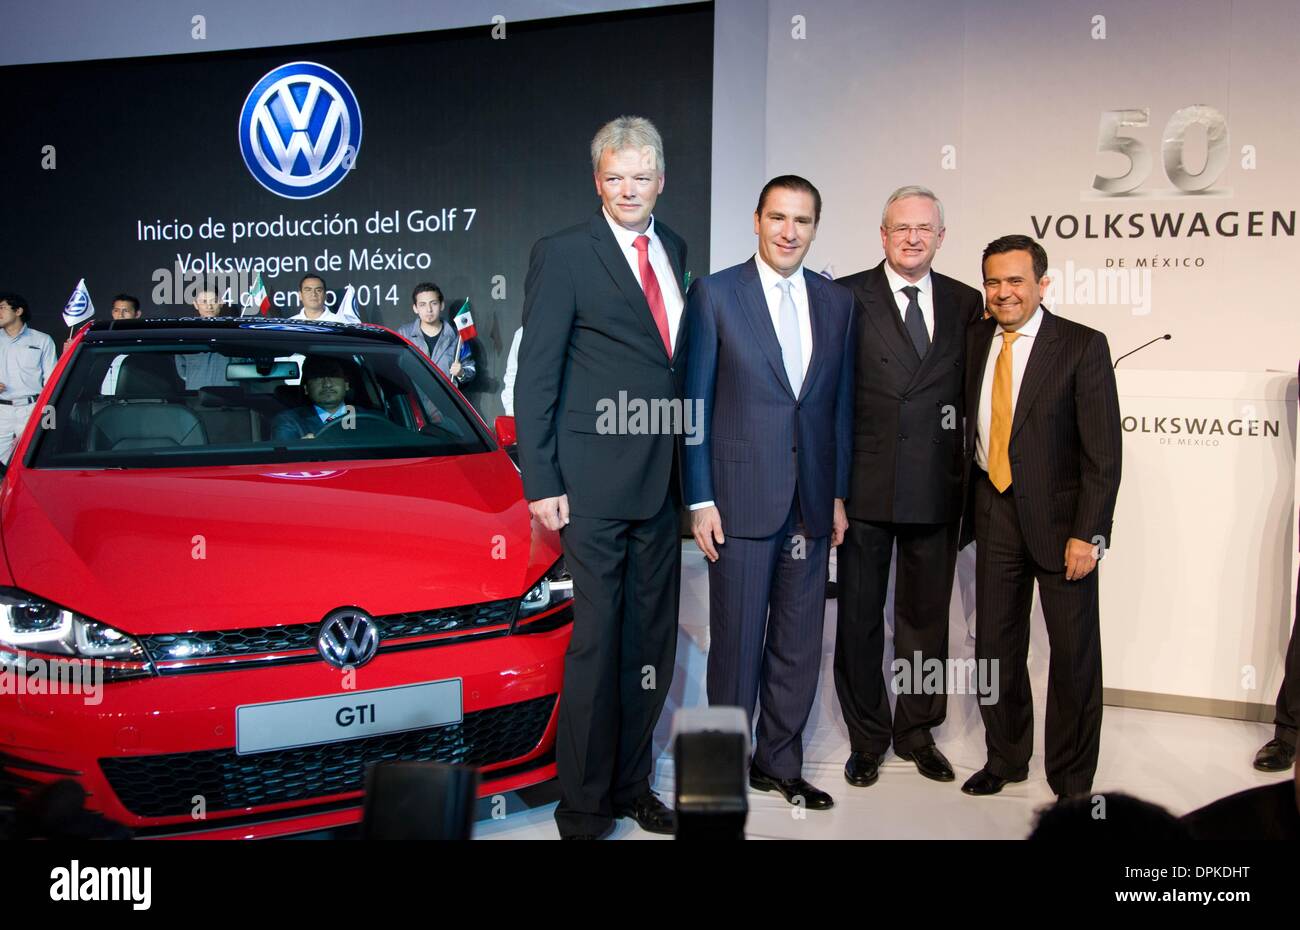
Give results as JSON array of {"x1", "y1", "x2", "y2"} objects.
[
  {"x1": 452, "y1": 299, "x2": 477, "y2": 341},
  {"x1": 242, "y1": 272, "x2": 271, "y2": 316}
]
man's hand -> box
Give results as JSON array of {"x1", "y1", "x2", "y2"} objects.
[
  {"x1": 63, "y1": 339, "x2": 74, "y2": 354},
  {"x1": 529, "y1": 494, "x2": 570, "y2": 532},
  {"x1": 692, "y1": 505, "x2": 725, "y2": 562},
  {"x1": 832, "y1": 498, "x2": 848, "y2": 547},
  {"x1": 450, "y1": 360, "x2": 463, "y2": 380},
  {"x1": 1064, "y1": 536, "x2": 1098, "y2": 581}
]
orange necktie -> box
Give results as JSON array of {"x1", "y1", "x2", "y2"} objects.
[{"x1": 987, "y1": 331, "x2": 1020, "y2": 492}]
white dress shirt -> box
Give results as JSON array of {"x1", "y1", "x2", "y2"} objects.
[
  {"x1": 690, "y1": 256, "x2": 813, "y2": 512},
  {"x1": 883, "y1": 262, "x2": 935, "y2": 340},
  {"x1": 0, "y1": 324, "x2": 56, "y2": 401},
  {"x1": 501, "y1": 326, "x2": 523, "y2": 416},
  {"x1": 754, "y1": 254, "x2": 813, "y2": 378},
  {"x1": 975, "y1": 305, "x2": 1045, "y2": 471},
  {"x1": 603, "y1": 207, "x2": 685, "y2": 350},
  {"x1": 289, "y1": 308, "x2": 343, "y2": 322}
]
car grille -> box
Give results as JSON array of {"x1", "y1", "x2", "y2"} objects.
[
  {"x1": 140, "y1": 598, "x2": 519, "y2": 671},
  {"x1": 99, "y1": 694, "x2": 556, "y2": 818}
]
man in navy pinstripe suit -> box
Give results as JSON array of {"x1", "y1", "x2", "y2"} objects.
[
  {"x1": 959, "y1": 235, "x2": 1122, "y2": 800},
  {"x1": 684, "y1": 176, "x2": 854, "y2": 810}
]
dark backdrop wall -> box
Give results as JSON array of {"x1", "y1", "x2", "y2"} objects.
[{"x1": 0, "y1": 3, "x2": 713, "y2": 418}]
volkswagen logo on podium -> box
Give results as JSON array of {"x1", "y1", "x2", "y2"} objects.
[{"x1": 238, "y1": 61, "x2": 362, "y2": 199}]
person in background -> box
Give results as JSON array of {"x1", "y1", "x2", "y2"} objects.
[
  {"x1": 0, "y1": 293, "x2": 57, "y2": 464},
  {"x1": 191, "y1": 289, "x2": 225, "y2": 318},
  {"x1": 397, "y1": 282, "x2": 475, "y2": 386},
  {"x1": 94, "y1": 294, "x2": 144, "y2": 393},
  {"x1": 1253, "y1": 361, "x2": 1300, "y2": 773},
  {"x1": 176, "y1": 289, "x2": 234, "y2": 390},
  {"x1": 65, "y1": 292, "x2": 142, "y2": 353},
  {"x1": 288, "y1": 275, "x2": 342, "y2": 322}
]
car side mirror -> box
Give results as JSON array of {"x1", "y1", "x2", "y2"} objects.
[{"x1": 494, "y1": 415, "x2": 517, "y2": 448}]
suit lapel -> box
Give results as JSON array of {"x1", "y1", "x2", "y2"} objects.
[
  {"x1": 588, "y1": 212, "x2": 669, "y2": 358},
  {"x1": 1010, "y1": 308, "x2": 1061, "y2": 439},
  {"x1": 799, "y1": 269, "x2": 829, "y2": 400},
  {"x1": 857, "y1": 263, "x2": 919, "y2": 375},
  {"x1": 737, "y1": 259, "x2": 796, "y2": 398}
]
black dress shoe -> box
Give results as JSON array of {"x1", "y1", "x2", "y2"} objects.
[
  {"x1": 897, "y1": 744, "x2": 955, "y2": 782},
  {"x1": 844, "y1": 751, "x2": 882, "y2": 787},
  {"x1": 960, "y1": 768, "x2": 1027, "y2": 796},
  {"x1": 613, "y1": 791, "x2": 675, "y2": 835},
  {"x1": 1253, "y1": 738, "x2": 1296, "y2": 772},
  {"x1": 749, "y1": 765, "x2": 834, "y2": 810}
]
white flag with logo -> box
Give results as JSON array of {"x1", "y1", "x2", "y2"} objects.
[
  {"x1": 336, "y1": 284, "x2": 362, "y2": 324},
  {"x1": 62, "y1": 278, "x2": 95, "y2": 327}
]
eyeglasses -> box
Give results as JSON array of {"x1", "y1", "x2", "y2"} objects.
[{"x1": 886, "y1": 224, "x2": 940, "y2": 239}]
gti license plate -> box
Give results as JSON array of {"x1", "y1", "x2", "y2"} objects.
[{"x1": 236, "y1": 679, "x2": 463, "y2": 755}]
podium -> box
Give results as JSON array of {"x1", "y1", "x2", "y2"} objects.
[{"x1": 1102, "y1": 370, "x2": 1298, "y2": 719}]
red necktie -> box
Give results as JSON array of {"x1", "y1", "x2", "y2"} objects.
[{"x1": 633, "y1": 235, "x2": 672, "y2": 356}]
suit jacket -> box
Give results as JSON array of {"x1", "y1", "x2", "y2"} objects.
[
  {"x1": 837, "y1": 261, "x2": 983, "y2": 524},
  {"x1": 683, "y1": 259, "x2": 854, "y2": 539},
  {"x1": 271, "y1": 404, "x2": 333, "y2": 441},
  {"x1": 396, "y1": 318, "x2": 476, "y2": 385},
  {"x1": 959, "y1": 308, "x2": 1122, "y2": 570},
  {"x1": 515, "y1": 209, "x2": 689, "y2": 520}
]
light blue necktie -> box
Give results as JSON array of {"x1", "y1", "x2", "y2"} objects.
[{"x1": 776, "y1": 278, "x2": 803, "y2": 395}]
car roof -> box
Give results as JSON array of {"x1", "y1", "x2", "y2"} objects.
[{"x1": 81, "y1": 317, "x2": 405, "y2": 345}]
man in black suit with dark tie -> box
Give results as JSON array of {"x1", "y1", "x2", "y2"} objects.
[
  {"x1": 959, "y1": 234, "x2": 1122, "y2": 799},
  {"x1": 515, "y1": 116, "x2": 688, "y2": 839},
  {"x1": 685, "y1": 176, "x2": 854, "y2": 810},
  {"x1": 833, "y1": 187, "x2": 983, "y2": 789}
]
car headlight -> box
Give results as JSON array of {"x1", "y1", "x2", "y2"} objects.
[
  {"x1": 515, "y1": 559, "x2": 574, "y2": 631},
  {"x1": 0, "y1": 588, "x2": 150, "y2": 679}
]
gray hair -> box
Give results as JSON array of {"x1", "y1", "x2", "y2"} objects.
[
  {"x1": 881, "y1": 185, "x2": 945, "y2": 228},
  {"x1": 590, "y1": 116, "x2": 665, "y2": 173}
]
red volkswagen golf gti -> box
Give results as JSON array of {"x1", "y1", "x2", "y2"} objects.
[{"x1": 0, "y1": 317, "x2": 571, "y2": 838}]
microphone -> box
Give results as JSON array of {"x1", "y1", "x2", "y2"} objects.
[{"x1": 1113, "y1": 334, "x2": 1171, "y2": 369}]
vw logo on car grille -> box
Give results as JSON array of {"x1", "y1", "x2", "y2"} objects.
[
  {"x1": 238, "y1": 61, "x2": 362, "y2": 199},
  {"x1": 317, "y1": 609, "x2": 380, "y2": 668}
]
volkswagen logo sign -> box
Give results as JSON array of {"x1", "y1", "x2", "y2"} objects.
[
  {"x1": 239, "y1": 61, "x2": 362, "y2": 199},
  {"x1": 317, "y1": 609, "x2": 380, "y2": 668}
]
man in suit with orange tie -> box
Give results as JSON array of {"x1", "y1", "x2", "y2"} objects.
[{"x1": 959, "y1": 234, "x2": 1122, "y2": 800}]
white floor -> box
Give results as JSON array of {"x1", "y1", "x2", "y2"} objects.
[{"x1": 475, "y1": 543, "x2": 1294, "y2": 840}]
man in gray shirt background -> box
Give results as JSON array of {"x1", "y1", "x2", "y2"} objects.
[{"x1": 0, "y1": 293, "x2": 57, "y2": 464}]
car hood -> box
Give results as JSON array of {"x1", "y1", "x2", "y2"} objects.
[{"x1": 2, "y1": 453, "x2": 561, "y2": 634}]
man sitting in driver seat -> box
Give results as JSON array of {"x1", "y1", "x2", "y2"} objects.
[{"x1": 271, "y1": 356, "x2": 353, "y2": 440}]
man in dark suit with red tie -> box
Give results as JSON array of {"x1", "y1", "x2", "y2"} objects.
[
  {"x1": 685, "y1": 176, "x2": 854, "y2": 809},
  {"x1": 959, "y1": 234, "x2": 1122, "y2": 799},
  {"x1": 833, "y1": 187, "x2": 984, "y2": 789},
  {"x1": 515, "y1": 116, "x2": 688, "y2": 839}
]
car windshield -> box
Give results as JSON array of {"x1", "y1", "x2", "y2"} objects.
[{"x1": 29, "y1": 328, "x2": 491, "y2": 468}]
